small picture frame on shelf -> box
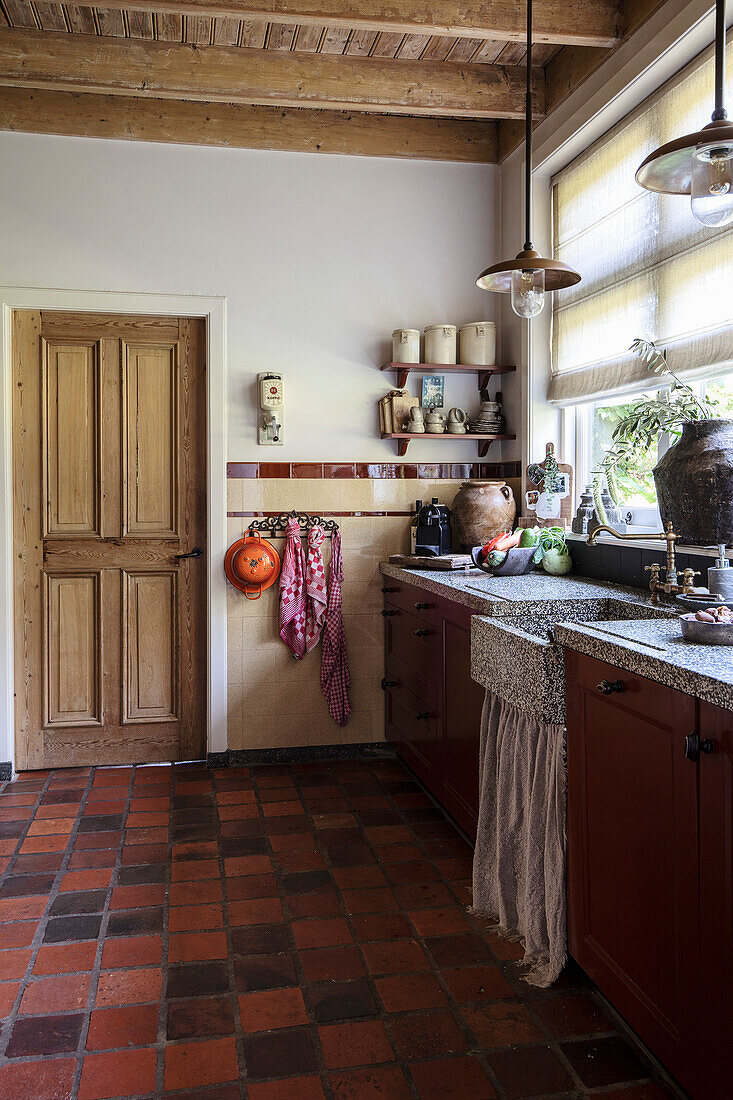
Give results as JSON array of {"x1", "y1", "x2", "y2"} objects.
[{"x1": 421, "y1": 375, "x2": 444, "y2": 409}]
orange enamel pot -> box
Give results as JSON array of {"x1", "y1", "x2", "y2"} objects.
[{"x1": 224, "y1": 530, "x2": 281, "y2": 599}]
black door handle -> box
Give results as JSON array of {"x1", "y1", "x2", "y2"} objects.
[
  {"x1": 414, "y1": 628, "x2": 431, "y2": 637},
  {"x1": 381, "y1": 609, "x2": 397, "y2": 618},
  {"x1": 415, "y1": 602, "x2": 431, "y2": 610},
  {"x1": 596, "y1": 679, "x2": 624, "y2": 695},
  {"x1": 175, "y1": 546, "x2": 204, "y2": 560},
  {"x1": 380, "y1": 677, "x2": 397, "y2": 690},
  {"x1": 684, "y1": 732, "x2": 714, "y2": 761},
  {"x1": 415, "y1": 712, "x2": 430, "y2": 721},
  {"x1": 381, "y1": 586, "x2": 398, "y2": 594}
]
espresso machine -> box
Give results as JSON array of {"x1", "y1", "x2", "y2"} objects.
[{"x1": 415, "y1": 499, "x2": 452, "y2": 557}]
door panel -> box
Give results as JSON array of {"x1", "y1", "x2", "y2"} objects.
[
  {"x1": 43, "y1": 340, "x2": 100, "y2": 538},
  {"x1": 124, "y1": 571, "x2": 177, "y2": 723},
  {"x1": 44, "y1": 573, "x2": 100, "y2": 727},
  {"x1": 13, "y1": 311, "x2": 207, "y2": 768},
  {"x1": 124, "y1": 342, "x2": 178, "y2": 537}
]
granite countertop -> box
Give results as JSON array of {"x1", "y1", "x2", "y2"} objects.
[
  {"x1": 379, "y1": 562, "x2": 733, "y2": 715},
  {"x1": 554, "y1": 618, "x2": 733, "y2": 711}
]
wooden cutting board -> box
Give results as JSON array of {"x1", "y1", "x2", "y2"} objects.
[{"x1": 389, "y1": 554, "x2": 475, "y2": 571}]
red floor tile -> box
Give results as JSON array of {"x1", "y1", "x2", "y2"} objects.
[
  {"x1": 20, "y1": 972, "x2": 91, "y2": 1013},
  {"x1": 441, "y1": 965, "x2": 515, "y2": 1003},
  {"x1": 330, "y1": 1065, "x2": 412, "y2": 1100},
  {"x1": 78, "y1": 1048, "x2": 157, "y2": 1099},
  {"x1": 0, "y1": 1056, "x2": 76, "y2": 1100},
  {"x1": 169, "y1": 930, "x2": 229, "y2": 962},
  {"x1": 224, "y1": 855, "x2": 273, "y2": 877},
  {"x1": 319, "y1": 1019, "x2": 395, "y2": 1069},
  {"x1": 170, "y1": 880, "x2": 222, "y2": 905},
  {"x1": 409, "y1": 906, "x2": 473, "y2": 937},
  {"x1": 300, "y1": 945, "x2": 366, "y2": 982},
  {"x1": 169, "y1": 903, "x2": 224, "y2": 932},
  {"x1": 0, "y1": 921, "x2": 37, "y2": 948},
  {"x1": 229, "y1": 897, "x2": 283, "y2": 926},
  {"x1": 164, "y1": 1035, "x2": 240, "y2": 1090},
  {"x1": 376, "y1": 972, "x2": 448, "y2": 1013},
  {"x1": 34, "y1": 941, "x2": 97, "y2": 975},
  {"x1": 0, "y1": 947, "x2": 32, "y2": 980},
  {"x1": 361, "y1": 939, "x2": 430, "y2": 975},
  {"x1": 59, "y1": 868, "x2": 113, "y2": 891},
  {"x1": 109, "y1": 883, "x2": 166, "y2": 909},
  {"x1": 239, "y1": 987, "x2": 309, "y2": 1031},
  {"x1": 95, "y1": 967, "x2": 162, "y2": 1006},
  {"x1": 292, "y1": 917, "x2": 353, "y2": 949},
  {"x1": 390, "y1": 1009, "x2": 468, "y2": 1060},
  {"x1": 248, "y1": 1077, "x2": 327, "y2": 1100},
  {"x1": 409, "y1": 1055, "x2": 497, "y2": 1099},
  {"x1": 461, "y1": 1002, "x2": 545, "y2": 1048},
  {"x1": 171, "y1": 858, "x2": 220, "y2": 881},
  {"x1": 100, "y1": 934, "x2": 163, "y2": 969},
  {"x1": 0, "y1": 980, "x2": 20, "y2": 1015},
  {"x1": 86, "y1": 1003, "x2": 159, "y2": 1049}
]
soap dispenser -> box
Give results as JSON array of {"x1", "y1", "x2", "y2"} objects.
[{"x1": 708, "y1": 544, "x2": 733, "y2": 602}]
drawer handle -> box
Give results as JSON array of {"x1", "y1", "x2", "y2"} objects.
[
  {"x1": 596, "y1": 679, "x2": 624, "y2": 695},
  {"x1": 684, "y1": 732, "x2": 714, "y2": 762},
  {"x1": 415, "y1": 712, "x2": 430, "y2": 721},
  {"x1": 381, "y1": 586, "x2": 398, "y2": 594},
  {"x1": 414, "y1": 628, "x2": 431, "y2": 637},
  {"x1": 380, "y1": 677, "x2": 397, "y2": 690},
  {"x1": 414, "y1": 602, "x2": 430, "y2": 610},
  {"x1": 381, "y1": 609, "x2": 397, "y2": 618}
]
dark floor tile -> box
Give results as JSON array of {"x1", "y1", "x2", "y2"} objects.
[
  {"x1": 0, "y1": 821, "x2": 26, "y2": 838},
  {"x1": 244, "y1": 1027, "x2": 318, "y2": 1079},
  {"x1": 425, "y1": 934, "x2": 494, "y2": 968},
  {"x1": 487, "y1": 1045, "x2": 573, "y2": 1098},
  {"x1": 5, "y1": 1013, "x2": 84, "y2": 1056},
  {"x1": 0, "y1": 874, "x2": 56, "y2": 898},
  {"x1": 306, "y1": 979, "x2": 377, "y2": 1024},
  {"x1": 561, "y1": 1036, "x2": 649, "y2": 1088},
  {"x1": 172, "y1": 808, "x2": 216, "y2": 825},
  {"x1": 174, "y1": 823, "x2": 218, "y2": 842},
  {"x1": 221, "y1": 836, "x2": 269, "y2": 856},
  {"x1": 167, "y1": 961, "x2": 231, "y2": 998},
  {"x1": 231, "y1": 924, "x2": 289, "y2": 957},
  {"x1": 12, "y1": 854, "x2": 64, "y2": 874},
  {"x1": 77, "y1": 815, "x2": 124, "y2": 832},
  {"x1": 43, "y1": 915, "x2": 102, "y2": 943},
  {"x1": 327, "y1": 845, "x2": 375, "y2": 868},
  {"x1": 234, "y1": 954, "x2": 298, "y2": 992},
  {"x1": 41, "y1": 790, "x2": 84, "y2": 804},
  {"x1": 171, "y1": 795, "x2": 213, "y2": 809},
  {"x1": 356, "y1": 810, "x2": 402, "y2": 826},
  {"x1": 389, "y1": 1009, "x2": 468, "y2": 1060},
  {"x1": 107, "y1": 908, "x2": 164, "y2": 936},
  {"x1": 300, "y1": 945, "x2": 366, "y2": 983},
  {"x1": 166, "y1": 995, "x2": 236, "y2": 1040},
  {"x1": 281, "y1": 870, "x2": 332, "y2": 895},
  {"x1": 116, "y1": 864, "x2": 168, "y2": 886},
  {"x1": 49, "y1": 890, "x2": 107, "y2": 916}
]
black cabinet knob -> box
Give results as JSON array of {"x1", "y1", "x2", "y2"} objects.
[
  {"x1": 380, "y1": 677, "x2": 397, "y2": 690},
  {"x1": 413, "y1": 628, "x2": 431, "y2": 637},
  {"x1": 381, "y1": 609, "x2": 396, "y2": 618},
  {"x1": 381, "y1": 586, "x2": 398, "y2": 594},
  {"x1": 415, "y1": 712, "x2": 430, "y2": 720},
  {"x1": 684, "y1": 732, "x2": 714, "y2": 762},
  {"x1": 414, "y1": 602, "x2": 430, "y2": 610},
  {"x1": 596, "y1": 679, "x2": 624, "y2": 695}
]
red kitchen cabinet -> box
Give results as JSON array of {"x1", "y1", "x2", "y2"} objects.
[{"x1": 565, "y1": 649, "x2": 732, "y2": 1100}]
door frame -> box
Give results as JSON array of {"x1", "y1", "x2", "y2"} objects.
[{"x1": 0, "y1": 287, "x2": 228, "y2": 771}]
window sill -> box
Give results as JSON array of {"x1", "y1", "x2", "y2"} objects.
[{"x1": 565, "y1": 531, "x2": 731, "y2": 561}]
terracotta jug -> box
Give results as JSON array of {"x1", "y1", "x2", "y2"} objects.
[{"x1": 451, "y1": 480, "x2": 517, "y2": 552}]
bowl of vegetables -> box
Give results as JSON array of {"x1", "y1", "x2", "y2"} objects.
[{"x1": 471, "y1": 530, "x2": 537, "y2": 576}]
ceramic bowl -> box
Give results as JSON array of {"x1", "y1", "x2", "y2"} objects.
[
  {"x1": 470, "y1": 544, "x2": 537, "y2": 577},
  {"x1": 680, "y1": 612, "x2": 733, "y2": 645},
  {"x1": 675, "y1": 593, "x2": 728, "y2": 613}
]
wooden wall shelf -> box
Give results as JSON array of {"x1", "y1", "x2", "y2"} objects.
[
  {"x1": 381, "y1": 362, "x2": 516, "y2": 390},
  {"x1": 381, "y1": 432, "x2": 516, "y2": 458}
]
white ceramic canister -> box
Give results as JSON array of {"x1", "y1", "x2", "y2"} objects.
[
  {"x1": 459, "y1": 321, "x2": 496, "y2": 366},
  {"x1": 392, "y1": 329, "x2": 420, "y2": 364},
  {"x1": 424, "y1": 324, "x2": 457, "y2": 365}
]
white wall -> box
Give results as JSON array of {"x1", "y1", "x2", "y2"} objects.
[{"x1": 0, "y1": 132, "x2": 501, "y2": 462}]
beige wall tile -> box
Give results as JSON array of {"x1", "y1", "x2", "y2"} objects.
[
  {"x1": 226, "y1": 479, "x2": 244, "y2": 512},
  {"x1": 341, "y1": 479, "x2": 375, "y2": 511}
]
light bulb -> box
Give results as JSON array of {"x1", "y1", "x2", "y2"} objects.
[
  {"x1": 511, "y1": 268, "x2": 545, "y2": 318},
  {"x1": 691, "y1": 141, "x2": 733, "y2": 226}
]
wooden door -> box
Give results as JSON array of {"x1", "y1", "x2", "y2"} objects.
[
  {"x1": 697, "y1": 701, "x2": 733, "y2": 1100},
  {"x1": 438, "y1": 598, "x2": 483, "y2": 839},
  {"x1": 565, "y1": 651, "x2": 700, "y2": 1096},
  {"x1": 13, "y1": 311, "x2": 207, "y2": 769}
]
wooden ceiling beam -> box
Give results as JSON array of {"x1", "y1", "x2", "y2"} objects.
[
  {"x1": 0, "y1": 86, "x2": 498, "y2": 161},
  {"x1": 0, "y1": 28, "x2": 544, "y2": 119},
  {"x1": 43, "y1": 0, "x2": 622, "y2": 48}
]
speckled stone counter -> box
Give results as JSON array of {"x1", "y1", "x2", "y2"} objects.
[{"x1": 554, "y1": 618, "x2": 733, "y2": 711}]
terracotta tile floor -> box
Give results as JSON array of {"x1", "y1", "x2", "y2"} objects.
[{"x1": 0, "y1": 758, "x2": 677, "y2": 1100}]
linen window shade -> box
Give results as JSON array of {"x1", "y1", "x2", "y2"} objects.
[{"x1": 550, "y1": 39, "x2": 733, "y2": 405}]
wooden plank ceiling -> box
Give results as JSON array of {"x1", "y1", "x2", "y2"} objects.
[{"x1": 0, "y1": 0, "x2": 663, "y2": 160}]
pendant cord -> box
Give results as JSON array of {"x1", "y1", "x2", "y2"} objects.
[
  {"x1": 524, "y1": 0, "x2": 533, "y2": 251},
  {"x1": 713, "y1": 0, "x2": 728, "y2": 120}
]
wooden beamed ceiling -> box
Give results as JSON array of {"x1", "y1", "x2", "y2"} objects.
[{"x1": 0, "y1": 0, "x2": 664, "y2": 160}]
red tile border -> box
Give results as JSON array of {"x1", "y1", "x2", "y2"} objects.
[{"x1": 227, "y1": 461, "x2": 521, "y2": 480}]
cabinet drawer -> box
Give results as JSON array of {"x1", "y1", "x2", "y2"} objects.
[
  {"x1": 381, "y1": 579, "x2": 438, "y2": 624},
  {"x1": 384, "y1": 650, "x2": 436, "y2": 710},
  {"x1": 384, "y1": 606, "x2": 438, "y2": 676},
  {"x1": 567, "y1": 651, "x2": 684, "y2": 727}
]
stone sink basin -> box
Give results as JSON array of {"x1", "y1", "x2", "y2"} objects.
[{"x1": 470, "y1": 597, "x2": 676, "y2": 724}]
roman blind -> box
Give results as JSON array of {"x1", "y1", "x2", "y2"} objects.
[{"x1": 550, "y1": 38, "x2": 733, "y2": 405}]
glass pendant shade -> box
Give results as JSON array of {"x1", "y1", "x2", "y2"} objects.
[
  {"x1": 690, "y1": 140, "x2": 733, "y2": 225},
  {"x1": 511, "y1": 268, "x2": 546, "y2": 317}
]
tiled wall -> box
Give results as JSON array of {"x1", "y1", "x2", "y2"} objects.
[{"x1": 225, "y1": 465, "x2": 521, "y2": 752}]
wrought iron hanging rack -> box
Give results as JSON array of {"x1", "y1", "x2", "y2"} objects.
[{"x1": 246, "y1": 510, "x2": 340, "y2": 537}]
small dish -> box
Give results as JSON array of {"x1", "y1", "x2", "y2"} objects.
[
  {"x1": 680, "y1": 613, "x2": 733, "y2": 645},
  {"x1": 470, "y1": 544, "x2": 537, "y2": 577},
  {"x1": 675, "y1": 592, "x2": 727, "y2": 613}
]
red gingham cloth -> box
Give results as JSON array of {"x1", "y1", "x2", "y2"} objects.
[
  {"x1": 320, "y1": 530, "x2": 351, "y2": 726},
  {"x1": 279, "y1": 517, "x2": 307, "y2": 659},
  {"x1": 305, "y1": 525, "x2": 327, "y2": 653}
]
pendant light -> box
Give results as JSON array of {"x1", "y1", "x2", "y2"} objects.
[
  {"x1": 636, "y1": 0, "x2": 733, "y2": 227},
  {"x1": 476, "y1": 0, "x2": 581, "y2": 317}
]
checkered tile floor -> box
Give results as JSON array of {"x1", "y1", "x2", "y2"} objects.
[{"x1": 0, "y1": 758, "x2": 676, "y2": 1099}]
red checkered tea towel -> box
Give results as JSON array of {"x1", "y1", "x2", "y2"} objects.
[
  {"x1": 305, "y1": 524, "x2": 327, "y2": 653},
  {"x1": 279, "y1": 517, "x2": 307, "y2": 659},
  {"x1": 320, "y1": 530, "x2": 351, "y2": 726}
]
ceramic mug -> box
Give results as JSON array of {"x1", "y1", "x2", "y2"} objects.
[{"x1": 447, "y1": 408, "x2": 467, "y2": 434}]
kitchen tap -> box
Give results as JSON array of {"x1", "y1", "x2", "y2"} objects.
[{"x1": 587, "y1": 521, "x2": 700, "y2": 602}]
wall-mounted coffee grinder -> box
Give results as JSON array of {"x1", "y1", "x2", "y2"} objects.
[{"x1": 258, "y1": 372, "x2": 283, "y2": 445}]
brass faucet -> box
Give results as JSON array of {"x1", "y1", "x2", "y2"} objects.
[{"x1": 587, "y1": 521, "x2": 700, "y2": 602}]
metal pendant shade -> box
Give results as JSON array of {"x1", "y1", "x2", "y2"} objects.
[
  {"x1": 636, "y1": 0, "x2": 733, "y2": 195},
  {"x1": 476, "y1": 0, "x2": 581, "y2": 299}
]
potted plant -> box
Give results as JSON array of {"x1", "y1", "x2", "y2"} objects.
[{"x1": 592, "y1": 339, "x2": 733, "y2": 544}]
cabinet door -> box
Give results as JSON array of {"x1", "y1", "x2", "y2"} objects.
[
  {"x1": 383, "y1": 599, "x2": 439, "y2": 786},
  {"x1": 565, "y1": 651, "x2": 700, "y2": 1095},
  {"x1": 698, "y1": 701, "x2": 733, "y2": 1100},
  {"x1": 438, "y1": 598, "x2": 484, "y2": 839}
]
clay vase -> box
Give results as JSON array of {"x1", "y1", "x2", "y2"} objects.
[
  {"x1": 451, "y1": 480, "x2": 517, "y2": 552},
  {"x1": 653, "y1": 419, "x2": 733, "y2": 544}
]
